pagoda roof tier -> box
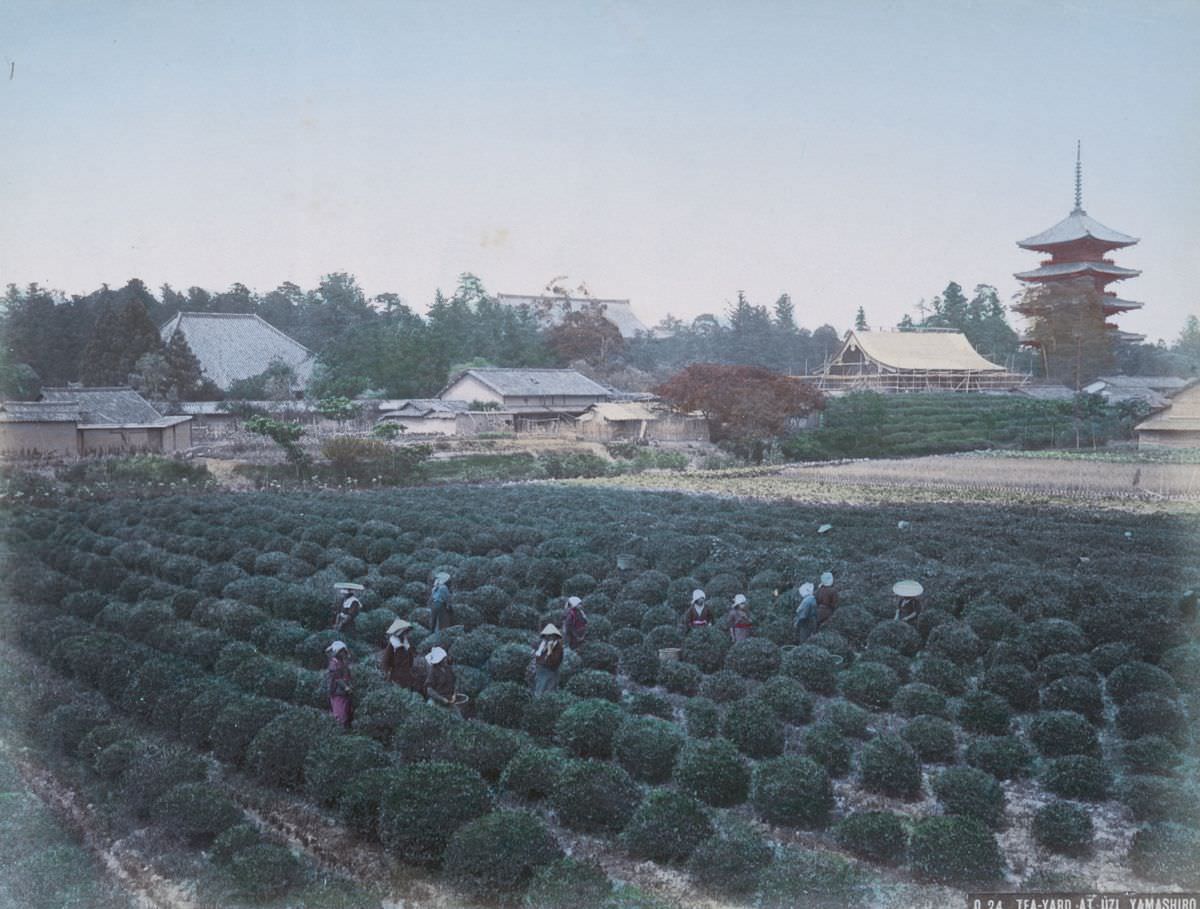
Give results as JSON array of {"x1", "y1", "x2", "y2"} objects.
[
  {"x1": 1014, "y1": 260, "x2": 1141, "y2": 282},
  {"x1": 1103, "y1": 296, "x2": 1144, "y2": 313},
  {"x1": 1018, "y1": 209, "x2": 1138, "y2": 252}
]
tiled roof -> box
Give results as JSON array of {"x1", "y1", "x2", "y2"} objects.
[
  {"x1": 1014, "y1": 261, "x2": 1141, "y2": 281},
  {"x1": 1089, "y1": 376, "x2": 1189, "y2": 391},
  {"x1": 1018, "y1": 210, "x2": 1138, "y2": 250},
  {"x1": 496, "y1": 294, "x2": 650, "y2": 338},
  {"x1": 159, "y1": 312, "x2": 314, "y2": 390},
  {"x1": 40, "y1": 387, "x2": 165, "y2": 424},
  {"x1": 444, "y1": 368, "x2": 611, "y2": 399},
  {"x1": 831, "y1": 331, "x2": 1005, "y2": 372},
  {"x1": 0, "y1": 401, "x2": 82, "y2": 423},
  {"x1": 378, "y1": 399, "x2": 469, "y2": 419}
]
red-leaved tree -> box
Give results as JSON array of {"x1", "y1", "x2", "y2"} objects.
[{"x1": 655, "y1": 364, "x2": 824, "y2": 460}]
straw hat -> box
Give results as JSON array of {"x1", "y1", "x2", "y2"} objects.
[
  {"x1": 732, "y1": 594, "x2": 748, "y2": 606},
  {"x1": 691, "y1": 588, "x2": 706, "y2": 603},
  {"x1": 334, "y1": 582, "x2": 365, "y2": 592},
  {"x1": 386, "y1": 619, "x2": 412, "y2": 635},
  {"x1": 325, "y1": 640, "x2": 349, "y2": 655},
  {"x1": 427, "y1": 646, "x2": 448, "y2": 664},
  {"x1": 541, "y1": 624, "x2": 562, "y2": 637},
  {"x1": 434, "y1": 572, "x2": 450, "y2": 584},
  {"x1": 566, "y1": 596, "x2": 582, "y2": 608},
  {"x1": 820, "y1": 572, "x2": 834, "y2": 587},
  {"x1": 798, "y1": 582, "x2": 814, "y2": 597},
  {"x1": 893, "y1": 580, "x2": 924, "y2": 598}
]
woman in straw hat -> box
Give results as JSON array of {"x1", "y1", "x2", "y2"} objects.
[
  {"x1": 893, "y1": 580, "x2": 924, "y2": 625},
  {"x1": 816, "y1": 572, "x2": 838, "y2": 627},
  {"x1": 325, "y1": 640, "x2": 354, "y2": 728},
  {"x1": 793, "y1": 582, "x2": 818, "y2": 643},
  {"x1": 381, "y1": 618, "x2": 419, "y2": 691},
  {"x1": 332, "y1": 584, "x2": 363, "y2": 633},
  {"x1": 532, "y1": 624, "x2": 565, "y2": 696},
  {"x1": 424, "y1": 647, "x2": 457, "y2": 708}
]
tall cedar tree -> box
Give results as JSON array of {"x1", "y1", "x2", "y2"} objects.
[
  {"x1": 655, "y1": 364, "x2": 825, "y2": 459},
  {"x1": 81, "y1": 297, "x2": 164, "y2": 385},
  {"x1": 163, "y1": 328, "x2": 211, "y2": 400},
  {"x1": 1015, "y1": 278, "x2": 1114, "y2": 388}
]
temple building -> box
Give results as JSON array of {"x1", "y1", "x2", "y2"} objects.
[{"x1": 1013, "y1": 145, "x2": 1144, "y2": 344}]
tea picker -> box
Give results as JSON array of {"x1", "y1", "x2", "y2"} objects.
[
  {"x1": 332, "y1": 583, "x2": 364, "y2": 633},
  {"x1": 532, "y1": 624, "x2": 564, "y2": 695},
  {"x1": 683, "y1": 589, "x2": 714, "y2": 631},
  {"x1": 729, "y1": 594, "x2": 753, "y2": 642},
  {"x1": 381, "y1": 618, "x2": 420, "y2": 691},
  {"x1": 325, "y1": 640, "x2": 354, "y2": 728},
  {"x1": 816, "y1": 572, "x2": 838, "y2": 627},
  {"x1": 794, "y1": 582, "x2": 818, "y2": 642},
  {"x1": 425, "y1": 646, "x2": 465, "y2": 712},
  {"x1": 429, "y1": 572, "x2": 454, "y2": 634},
  {"x1": 893, "y1": 580, "x2": 924, "y2": 624},
  {"x1": 562, "y1": 596, "x2": 588, "y2": 649}
]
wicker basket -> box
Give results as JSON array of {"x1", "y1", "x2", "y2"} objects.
[{"x1": 658, "y1": 647, "x2": 681, "y2": 662}]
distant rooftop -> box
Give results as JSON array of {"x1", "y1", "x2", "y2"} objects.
[
  {"x1": 40, "y1": 386, "x2": 166, "y2": 424},
  {"x1": 1018, "y1": 210, "x2": 1139, "y2": 251},
  {"x1": 442, "y1": 368, "x2": 611, "y2": 399},
  {"x1": 496, "y1": 294, "x2": 650, "y2": 338},
  {"x1": 160, "y1": 312, "x2": 314, "y2": 390}
]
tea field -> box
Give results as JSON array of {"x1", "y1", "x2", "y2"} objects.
[{"x1": 2, "y1": 484, "x2": 1198, "y2": 907}]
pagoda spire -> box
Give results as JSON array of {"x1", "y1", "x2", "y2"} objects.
[{"x1": 1073, "y1": 140, "x2": 1084, "y2": 213}]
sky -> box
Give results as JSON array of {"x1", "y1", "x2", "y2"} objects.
[{"x1": 1, "y1": 0, "x2": 1198, "y2": 342}]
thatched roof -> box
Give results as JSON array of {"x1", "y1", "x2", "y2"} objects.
[{"x1": 832, "y1": 331, "x2": 1005, "y2": 372}]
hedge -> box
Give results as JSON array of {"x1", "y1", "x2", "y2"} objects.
[
  {"x1": 859, "y1": 735, "x2": 922, "y2": 800},
  {"x1": 550, "y1": 760, "x2": 641, "y2": 834},
  {"x1": 378, "y1": 762, "x2": 493, "y2": 865},
  {"x1": 150, "y1": 782, "x2": 242, "y2": 844},
  {"x1": 835, "y1": 811, "x2": 909, "y2": 864},
  {"x1": 909, "y1": 815, "x2": 1004, "y2": 884},
  {"x1": 444, "y1": 810, "x2": 563, "y2": 901},
  {"x1": 752, "y1": 756, "x2": 833, "y2": 828},
  {"x1": 612, "y1": 716, "x2": 685, "y2": 784},
  {"x1": 621, "y1": 790, "x2": 714, "y2": 863},
  {"x1": 674, "y1": 738, "x2": 751, "y2": 807}
]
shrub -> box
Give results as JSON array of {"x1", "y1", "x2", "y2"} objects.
[
  {"x1": 444, "y1": 810, "x2": 563, "y2": 901},
  {"x1": 926, "y1": 621, "x2": 982, "y2": 665},
  {"x1": 566, "y1": 669, "x2": 622, "y2": 703},
  {"x1": 211, "y1": 697, "x2": 280, "y2": 766},
  {"x1": 229, "y1": 843, "x2": 304, "y2": 900},
  {"x1": 621, "y1": 790, "x2": 714, "y2": 863},
  {"x1": 304, "y1": 734, "x2": 391, "y2": 807},
  {"x1": 1029, "y1": 711, "x2": 1100, "y2": 758},
  {"x1": 964, "y1": 603, "x2": 1019, "y2": 642},
  {"x1": 627, "y1": 691, "x2": 674, "y2": 719},
  {"x1": 1040, "y1": 674, "x2": 1104, "y2": 724},
  {"x1": 1119, "y1": 775, "x2": 1200, "y2": 824},
  {"x1": 212, "y1": 823, "x2": 261, "y2": 863},
  {"x1": 836, "y1": 811, "x2": 908, "y2": 864},
  {"x1": 613, "y1": 716, "x2": 684, "y2": 783},
  {"x1": 825, "y1": 699, "x2": 872, "y2": 738},
  {"x1": 687, "y1": 820, "x2": 772, "y2": 895},
  {"x1": 803, "y1": 721, "x2": 852, "y2": 777},
  {"x1": 756, "y1": 847, "x2": 867, "y2": 909},
  {"x1": 901, "y1": 715, "x2": 958, "y2": 763},
  {"x1": 912, "y1": 656, "x2": 968, "y2": 695},
  {"x1": 700, "y1": 669, "x2": 750, "y2": 704},
  {"x1": 246, "y1": 708, "x2": 340, "y2": 790},
  {"x1": 378, "y1": 762, "x2": 493, "y2": 865},
  {"x1": 823, "y1": 605, "x2": 875, "y2": 646},
  {"x1": 658, "y1": 659, "x2": 702, "y2": 695},
  {"x1": 752, "y1": 756, "x2": 833, "y2": 828},
  {"x1": 119, "y1": 742, "x2": 208, "y2": 816},
  {"x1": 839, "y1": 661, "x2": 900, "y2": 709},
  {"x1": 965, "y1": 735, "x2": 1032, "y2": 780},
  {"x1": 394, "y1": 703, "x2": 459, "y2": 763},
  {"x1": 551, "y1": 760, "x2": 641, "y2": 834},
  {"x1": 579, "y1": 641, "x2": 620, "y2": 676},
  {"x1": 758, "y1": 675, "x2": 814, "y2": 724},
  {"x1": 982, "y1": 664, "x2": 1039, "y2": 711},
  {"x1": 859, "y1": 734, "x2": 922, "y2": 800},
  {"x1": 1032, "y1": 801, "x2": 1094, "y2": 856},
  {"x1": 1128, "y1": 823, "x2": 1200, "y2": 887},
  {"x1": 475, "y1": 681, "x2": 532, "y2": 730},
  {"x1": 1038, "y1": 652, "x2": 1095, "y2": 684},
  {"x1": 44, "y1": 703, "x2": 110, "y2": 756},
  {"x1": 500, "y1": 745, "x2": 567, "y2": 801},
  {"x1": 522, "y1": 857, "x2": 611, "y2": 909},
  {"x1": 782, "y1": 644, "x2": 840, "y2": 694},
  {"x1": 522, "y1": 691, "x2": 577, "y2": 740},
  {"x1": 685, "y1": 697, "x2": 721, "y2": 738},
  {"x1": 1027, "y1": 618, "x2": 1087, "y2": 658},
  {"x1": 909, "y1": 816, "x2": 1003, "y2": 884},
  {"x1": 723, "y1": 638, "x2": 781, "y2": 680},
  {"x1": 932, "y1": 767, "x2": 1006, "y2": 828},
  {"x1": 336, "y1": 767, "x2": 395, "y2": 837},
  {"x1": 1121, "y1": 735, "x2": 1182, "y2": 776},
  {"x1": 674, "y1": 738, "x2": 750, "y2": 807},
  {"x1": 1107, "y1": 661, "x2": 1179, "y2": 704},
  {"x1": 1040, "y1": 756, "x2": 1112, "y2": 801},
  {"x1": 487, "y1": 643, "x2": 536, "y2": 684},
  {"x1": 894, "y1": 682, "x2": 949, "y2": 718},
  {"x1": 866, "y1": 619, "x2": 921, "y2": 656},
  {"x1": 1161, "y1": 643, "x2": 1200, "y2": 690},
  {"x1": 555, "y1": 698, "x2": 624, "y2": 759},
  {"x1": 1090, "y1": 641, "x2": 1139, "y2": 675},
  {"x1": 620, "y1": 645, "x2": 659, "y2": 686},
  {"x1": 957, "y1": 690, "x2": 1013, "y2": 736},
  {"x1": 680, "y1": 627, "x2": 730, "y2": 673},
  {"x1": 1117, "y1": 693, "x2": 1189, "y2": 743},
  {"x1": 151, "y1": 782, "x2": 241, "y2": 843},
  {"x1": 355, "y1": 685, "x2": 421, "y2": 746},
  {"x1": 718, "y1": 698, "x2": 783, "y2": 759},
  {"x1": 445, "y1": 721, "x2": 522, "y2": 781}
]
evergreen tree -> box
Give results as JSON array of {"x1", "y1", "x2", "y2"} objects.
[
  {"x1": 81, "y1": 295, "x2": 163, "y2": 385},
  {"x1": 854, "y1": 307, "x2": 869, "y2": 331},
  {"x1": 1015, "y1": 279, "x2": 1113, "y2": 388},
  {"x1": 162, "y1": 328, "x2": 209, "y2": 399}
]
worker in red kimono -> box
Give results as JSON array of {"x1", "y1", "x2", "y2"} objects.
[
  {"x1": 562, "y1": 596, "x2": 588, "y2": 650},
  {"x1": 325, "y1": 640, "x2": 354, "y2": 728},
  {"x1": 682, "y1": 589, "x2": 713, "y2": 631},
  {"x1": 381, "y1": 618, "x2": 419, "y2": 691},
  {"x1": 728, "y1": 594, "x2": 753, "y2": 642},
  {"x1": 424, "y1": 647, "x2": 457, "y2": 709},
  {"x1": 816, "y1": 572, "x2": 838, "y2": 627}
]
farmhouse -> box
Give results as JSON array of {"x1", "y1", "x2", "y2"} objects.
[
  {"x1": 373, "y1": 399, "x2": 501, "y2": 436},
  {"x1": 496, "y1": 293, "x2": 651, "y2": 338},
  {"x1": 576, "y1": 402, "x2": 710, "y2": 443},
  {"x1": 817, "y1": 329, "x2": 1026, "y2": 393},
  {"x1": 1135, "y1": 382, "x2": 1200, "y2": 449},
  {"x1": 0, "y1": 387, "x2": 192, "y2": 457},
  {"x1": 159, "y1": 311, "x2": 314, "y2": 392},
  {"x1": 439, "y1": 368, "x2": 611, "y2": 427},
  {"x1": 1083, "y1": 375, "x2": 1190, "y2": 410}
]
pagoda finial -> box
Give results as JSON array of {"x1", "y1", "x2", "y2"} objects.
[{"x1": 1073, "y1": 140, "x2": 1084, "y2": 213}]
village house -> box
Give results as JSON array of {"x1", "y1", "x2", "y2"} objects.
[
  {"x1": 1135, "y1": 382, "x2": 1200, "y2": 449},
  {"x1": 0, "y1": 387, "x2": 192, "y2": 458},
  {"x1": 575, "y1": 401, "x2": 710, "y2": 443},
  {"x1": 438, "y1": 368, "x2": 611, "y2": 432},
  {"x1": 159, "y1": 311, "x2": 315, "y2": 392},
  {"x1": 1082, "y1": 375, "x2": 1191, "y2": 410}
]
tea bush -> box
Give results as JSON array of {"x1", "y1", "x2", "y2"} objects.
[
  {"x1": 245, "y1": 707, "x2": 339, "y2": 790},
  {"x1": 894, "y1": 682, "x2": 950, "y2": 718},
  {"x1": 1116, "y1": 693, "x2": 1189, "y2": 743},
  {"x1": 913, "y1": 656, "x2": 969, "y2": 696},
  {"x1": 803, "y1": 721, "x2": 852, "y2": 777},
  {"x1": 151, "y1": 782, "x2": 242, "y2": 844},
  {"x1": 522, "y1": 857, "x2": 612, "y2": 909},
  {"x1": 825, "y1": 699, "x2": 872, "y2": 738},
  {"x1": 926, "y1": 621, "x2": 982, "y2": 665},
  {"x1": 909, "y1": 815, "x2": 1004, "y2": 884},
  {"x1": 674, "y1": 737, "x2": 750, "y2": 807},
  {"x1": 550, "y1": 760, "x2": 641, "y2": 834},
  {"x1": 229, "y1": 843, "x2": 304, "y2": 900},
  {"x1": 1032, "y1": 801, "x2": 1094, "y2": 856},
  {"x1": 1107, "y1": 661, "x2": 1179, "y2": 704},
  {"x1": 1128, "y1": 823, "x2": 1200, "y2": 887},
  {"x1": 752, "y1": 755, "x2": 833, "y2": 828},
  {"x1": 901, "y1": 715, "x2": 958, "y2": 763},
  {"x1": 378, "y1": 762, "x2": 493, "y2": 865},
  {"x1": 756, "y1": 846, "x2": 868, "y2": 909},
  {"x1": 680, "y1": 627, "x2": 730, "y2": 673},
  {"x1": 612, "y1": 716, "x2": 684, "y2": 783},
  {"x1": 337, "y1": 767, "x2": 396, "y2": 837},
  {"x1": 965, "y1": 735, "x2": 1033, "y2": 780},
  {"x1": 700, "y1": 669, "x2": 751, "y2": 703},
  {"x1": 724, "y1": 638, "x2": 781, "y2": 680},
  {"x1": 444, "y1": 810, "x2": 563, "y2": 901},
  {"x1": 555, "y1": 698, "x2": 624, "y2": 759},
  {"x1": 839, "y1": 660, "x2": 900, "y2": 709},
  {"x1": 445, "y1": 721, "x2": 522, "y2": 782},
  {"x1": 687, "y1": 819, "x2": 772, "y2": 895},
  {"x1": 304, "y1": 734, "x2": 391, "y2": 806},
  {"x1": 782, "y1": 644, "x2": 840, "y2": 694},
  {"x1": 620, "y1": 645, "x2": 660, "y2": 685},
  {"x1": 1040, "y1": 756, "x2": 1112, "y2": 801},
  {"x1": 981, "y1": 664, "x2": 1039, "y2": 711},
  {"x1": 659, "y1": 659, "x2": 702, "y2": 695},
  {"x1": 1121, "y1": 735, "x2": 1182, "y2": 776},
  {"x1": 758, "y1": 675, "x2": 813, "y2": 724},
  {"x1": 932, "y1": 767, "x2": 1006, "y2": 828},
  {"x1": 836, "y1": 810, "x2": 909, "y2": 864},
  {"x1": 566, "y1": 669, "x2": 622, "y2": 703},
  {"x1": 1040, "y1": 675, "x2": 1104, "y2": 723},
  {"x1": 500, "y1": 745, "x2": 567, "y2": 801},
  {"x1": 859, "y1": 734, "x2": 922, "y2": 799},
  {"x1": 722, "y1": 698, "x2": 784, "y2": 758},
  {"x1": 684, "y1": 697, "x2": 721, "y2": 738},
  {"x1": 621, "y1": 790, "x2": 713, "y2": 863},
  {"x1": 866, "y1": 619, "x2": 921, "y2": 656},
  {"x1": 957, "y1": 690, "x2": 1012, "y2": 736},
  {"x1": 476, "y1": 681, "x2": 532, "y2": 730},
  {"x1": 1029, "y1": 711, "x2": 1100, "y2": 758}
]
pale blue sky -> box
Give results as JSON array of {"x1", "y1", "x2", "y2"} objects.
[{"x1": 2, "y1": 1, "x2": 1197, "y2": 340}]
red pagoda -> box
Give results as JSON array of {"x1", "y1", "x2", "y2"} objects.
[{"x1": 1013, "y1": 145, "x2": 1144, "y2": 343}]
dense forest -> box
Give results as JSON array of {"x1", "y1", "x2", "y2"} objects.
[{"x1": 0, "y1": 273, "x2": 1196, "y2": 401}]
